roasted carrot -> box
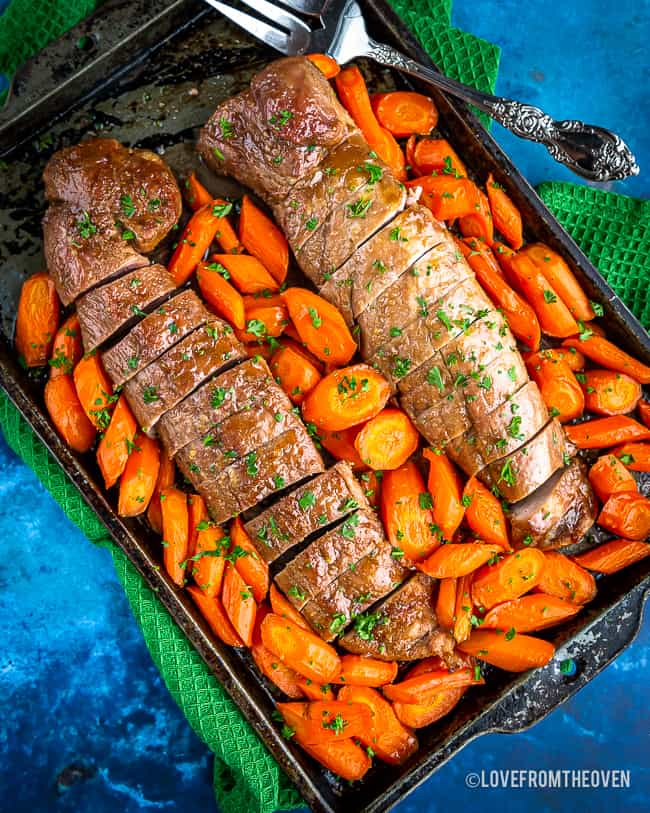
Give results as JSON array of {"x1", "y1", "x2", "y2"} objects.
[
  {"x1": 96, "y1": 395, "x2": 138, "y2": 489},
  {"x1": 412, "y1": 137, "x2": 467, "y2": 177},
  {"x1": 391, "y1": 657, "x2": 467, "y2": 729},
  {"x1": 222, "y1": 563, "x2": 257, "y2": 647},
  {"x1": 49, "y1": 313, "x2": 83, "y2": 378},
  {"x1": 319, "y1": 427, "x2": 367, "y2": 470},
  {"x1": 435, "y1": 577, "x2": 457, "y2": 630},
  {"x1": 252, "y1": 642, "x2": 304, "y2": 699},
  {"x1": 184, "y1": 171, "x2": 213, "y2": 210},
  {"x1": 192, "y1": 523, "x2": 227, "y2": 596},
  {"x1": 239, "y1": 194, "x2": 289, "y2": 285},
  {"x1": 15, "y1": 271, "x2": 60, "y2": 367},
  {"x1": 422, "y1": 448, "x2": 465, "y2": 541},
  {"x1": 597, "y1": 492, "x2": 650, "y2": 540},
  {"x1": 588, "y1": 454, "x2": 638, "y2": 502},
  {"x1": 526, "y1": 352, "x2": 584, "y2": 423},
  {"x1": 613, "y1": 442, "x2": 650, "y2": 472},
  {"x1": 230, "y1": 516, "x2": 269, "y2": 603},
  {"x1": 337, "y1": 686, "x2": 418, "y2": 766},
  {"x1": 43, "y1": 374, "x2": 96, "y2": 453},
  {"x1": 405, "y1": 175, "x2": 480, "y2": 221},
  {"x1": 196, "y1": 261, "x2": 246, "y2": 329},
  {"x1": 282, "y1": 288, "x2": 356, "y2": 366},
  {"x1": 520, "y1": 243, "x2": 594, "y2": 322},
  {"x1": 147, "y1": 452, "x2": 175, "y2": 534},
  {"x1": 637, "y1": 400, "x2": 650, "y2": 428},
  {"x1": 580, "y1": 369, "x2": 642, "y2": 416},
  {"x1": 453, "y1": 574, "x2": 475, "y2": 644},
  {"x1": 360, "y1": 470, "x2": 382, "y2": 507},
  {"x1": 187, "y1": 584, "x2": 244, "y2": 647},
  {"x1": 459, "y1": 189, "x2": 494, "y2": 244},
  {"x1": 458, "y1": 630, "x2": 555, "y2": 672},
  {"x1": 168, "y1": 201, "x2": 234, "y2": 286},
  {"x1": 526, "y1": 346, "x2": 586, "y2": 372},
  {"x1": 335, "y1": 66, "x2": 407, "y2": 181},
  {"x1": 370, "y1": 91, "x2": 438, "y2": 137},
  {"x1": 160, "y1": 487, "x2": 189, "y2": 587},
  {"x1": 565, "y1": 415, "x2": 650, "y2": 449},
  {"x1": 381, "y1": 460, "x2": 439, "y2": 561},
  {"x1": 562, "y1": 335, "x2": 650, "y2": 384},
  {"x1": 117, "y1": 434, "x2": 160, "y2": 517},
  {"x1": 306, "y1": 53, "x2": 340, "y2": 79},
  {"x1": 405, "y1": 134, "x2": 419, "y2": 174},
  {"x1": 354, "y1": 408, "x2": 419, "y2": 470},
  {"x1": 463, "y1": 476, "x2": 510, "y2": 549},
  {"x1": 187, "y1": 493, "x2": 208, "y2": 560},
  {"x1": 260, "y1": 613, "x2": 341, "y2": 683},
  {"x1": 302, "y1": 364, "x2": 390, "y2": 431},
  {"x1": 535, "y1": 551, "x2": 596, "y2": 604},
  {"x1": 290, "y1": 700, "x2": 374, "y2": 745},
  {"x1": 297, "y1": 678, "x2": 335, "y2": 701},
  {"x1": 210, "y1": 253, "x2": 279, "y2": 294},
  {"x1": 269, "y1": 584, "x2": 310, "y2": 630},
  {"x1": 481, "y1": 594, "x2": 580, "y2": 633},
  {"x1": 419, "y1": 543, "x2": 503, "y2": 579},
  {"x1": 271, "y1": 340, "x2": 322, "y2": 404},
  {"x1": 471, "y1": 549, "x2": 546, "y2": 610},
  {"x1": 334, "y1": 655, "x2": 398, "y2": 687},
  {"x1": 237, "y1": 304, "x2": 288, "y2": 342},
  {"x1": 573, "y1": 539, "x2": 650, "y2": 575},
  {"x1": 383, "y1": 667, "x2": 483, "y2": 704},
  {"x1": 486, "y1": 174, "x2": 523, "y2": 249},
  {"x1": 73, "y1": 353, "x2": 115, "y2": 431}
]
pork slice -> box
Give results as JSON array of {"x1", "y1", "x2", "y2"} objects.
[
  {"x1": 157, "y1": 357, "x2": 281, "y2": 456},
  {"x1": 76, "y1": 264, "x2": 174, "y2": 352},
  {"x1": 397, "y1": 353, "x2": 455, "y2": 416},
  {"x1": 124, "y1": 321, "x2": 246, "y2": 432},
  {"x1": 275, "y1": 509, "x2": 385, "y2": 610},
  {"x1": 412, "y1": 390, "x2": 472, "y2": 447},
  {"x1": 102, "y1": 290, "x2": 210, "y2": 387},
  {"x1": 339, "y1": 573, "x2": 456, "y2": 662},
  {"x1": 43, "y1": 203, "x2": 148, "y2": 305},
  {"x1": 244, "y1": 461, "x2": 366, "y2": 564},
  {"x1": 448, "y1": 348, "x2": 527, "y2": 423}
]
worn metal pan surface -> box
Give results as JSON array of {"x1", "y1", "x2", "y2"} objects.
[{"x1": 0, "y1": 2, "x2": 648, "y2": 811}]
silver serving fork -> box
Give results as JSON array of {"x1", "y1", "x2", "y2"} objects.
[{"x1": 203, "y1": 0, "x2": 638, "y2": 182}]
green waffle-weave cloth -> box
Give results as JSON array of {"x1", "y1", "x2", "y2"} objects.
[{"x1": 0, "y1": 0, "x2": 648, "y2": 811}]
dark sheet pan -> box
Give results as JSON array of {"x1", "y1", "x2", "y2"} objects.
[{"x1": 0, "y1": 2, "x2": 648, "y2": 811}]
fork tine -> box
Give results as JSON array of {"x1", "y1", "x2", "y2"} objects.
[
  {"x1": 237, "y1": 0, "x2": 312, "y2": 38},
  {"x1": 203, "y1": 0, "x2": 292, "y2": 54},
  {"x1": 272, "y1": 0, "x2": 324, "y2": 17}
]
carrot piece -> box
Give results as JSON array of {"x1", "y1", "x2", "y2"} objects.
[
  {"x1": 237, "y1": 303, "x2": 288, "y2": 342},
  {"x1": 192, "y1": 523, "x2": 227, "y2": 597},
  {"x1": 580, "y1": 369, "x2": 642, "y2": 416},
  {"x1": 230, "y1": 517, "x2": 269, "y2": 603},
  {"x1": 222, "y1": 562, "x2": 257, "y2": 647},
  {"x1": 405, "y1": 175, "x2": 480, "y2": 221},
  {"x1": 306, "y1": 53, "x2": 340, "y2": 79},
  {"x1": 239, "y1": 194, "x2": 289, "y2": 285},
  {"x1": 453, "y1": 573, "x2": 475, "y2": 644},
  {"x1": 613, "y1": 442, "x2": 650, "y2": 472},
  {"x1": 354, "y1": 408, "x2": 419, "y2": 470},
  {"x1": 287, "y1": 700, "x2": 374, "y2": 745},
  {"x1": 184, "y1": 171, "x2": 213, "y2": 210},
  {"x1": 187, "y1": 584, "x2": 244, "y2": 647},
  {"x1": 573, "y1": 539, "x2": 650, "y2": 575},
  {"x1": 338, "y1": 686, "x2": 418, "y2": 765},
  {"x1": 252, "y1": 641, "x2": 305, "y2": 698},
  {"x1": 360, "y1": 470, "x2": 381, "y2": 507},
  {"x1": 525, "y1": 346, "x2": 586, "y2": 372},
  {"x1": 459, "y1": 188, "x2": 494, "y2": 244},
  {"x1": 242, "y1": 293, "x2": 286, "y2": 310},
  {"x1": 335, "y1": 66, "x2": 406, "y2": 182},
  {"x1": 486, "y1": 174, "x2": 523, "y2": 249},
  {"x1": 458, "y1": 630, "x2": 555, "y2": 672},
  {"x1": 562, "y1": 335, "x2": 650, "y2": 384},
  {"x1": 381, "y1": 460, "x2": 439, "y2": 561},
  {"x1": 96, "y1": 395, "x2": 137, "y2": 489},
  {"x1": 526, "y1": 352, "x2": 584, "y2": 423},
  {"x1": 393, "y1": 685, "x2": 465, "y2": 729},
  {"x1": 419, "y1": 543, "x2": 503, "y2": 579},
  {"x1": 147, "y1": 452, "x2": 175, "y2": 534},
  {"x1": 471, "y1": 549, "x2": 546, "y2": 611},
  {"x1": 282, "y1": 287, "x2": 356, "y2": 366},
  {"x1": 72, "y1": 353, "x2": 115, "y2": 431},
  {"x1": 43, "y1": 374, "x2": 96, "y2": 453},
  {"x1": 383, "y1": 667, "x2": 483, "y2": 704},
  {"x1": 49, "y1": 313, "x2": 83, "y2": 378},
  {"x1": 168, "y1": 202, "x2": 233, "y2": 286},
  {"x1": 319, "y1": 427, "x2": 367, "y2": 470},
  {"x1": 187, "y1": 493, "x2": 208, "y2": 560},
  {"x1": 460, "y1": 237, "x2": 540, "y2": 351},
  {"x1": 211, "y1": 253, "x2": 278, "y2": 294},
  {"x1": 482, "y1": 594, "x2": 580, "y2": 633},
  {"x1": 435, "y1": 577, "x2": 457, "y2": 630},
  {"x1": 535, "y1": 551, "x2": 596, "y2": 604},
  {"x1": 334, "y1": 655, "x2": 398, "y2": 687},
  {"x1": 269, "y1": 583, "x2": 310, "y2": 630},
  {"x1": 15, "y1": 271, "x2": 60, "y2": 367},
  {"x1": 370, "y1": 91, "x2": 438, "y2": 137},
  {"x1": 261, "y1": 613, "x2": 341, "y2": 683},
  {"x1": 597, "y1": 492, "x2": 650, "y2": 540},
  {"x1": 271, "y1": 340, "x2": 322, "y2": 404},
  {"x1": 302, "y1": 364, "x2": 390, "y2": 431},
  {"x1": 422, "y1": 448, "x2": 465, "y2": 541},
  {"x1": 637, "y1": 400, "x2": 650, "y2": 428},
  {"x1": 405, "y1": 134, "x2": 419, "y2": 175},
  {"x1": 160, "y1": 487, "x2": 189, "y2": 587},
  {"x1": 298, "y1": 678, "x2": 335, "y2": 701},
  {"x1": 520, "y1": 243, "x2": 594, "y2": 322},
  {"x1": 412, "y1": 137, "x2": 467, "y2": 178},
  {"x1": 588, "y1": 454, "x2": 638, "y2": 502},
  {"x1": 565, "y1": 415, "x2": 650, "y2": 449},
  {"x1": 463, "y1": 476, "x2": 510, "y2": 549},
  {"x1": 117, "y1": 434, "x2": 160, "y2": 517},
  {"x1": 196, "y1": 261, "x2": 246, "y2": 330}
]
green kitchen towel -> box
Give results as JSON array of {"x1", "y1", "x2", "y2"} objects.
[{"x1": 0, "y1": 1, "x2": 648, "y2": 812}]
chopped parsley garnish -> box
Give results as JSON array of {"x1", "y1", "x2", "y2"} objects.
[
  {"x1": 426, "y1": 366, "x2": 444, "y2": 390},
  {"x1": 507, "y1": 415, "x2": 524, "y2": 440},
  {"x1": 76, "y1": 210, "x2": 97, "y2": 239},
  {"x1": 329, "y1": 613, "x2": 347, "y2": 635},
  {"x1": 120, "y1": 194, "x2": 136, "y2": 218},
  {"x1": 308, "y1": 307, "x2": 322, "y2": 328},
  {"x1": 372, "y1": 258, "x2": 387, "y2": 274},
  {"x1": 590, "y1": 300, "x2": 604, "y2": 317},
  {"x1": 288, "y1": 585, "x2": 306, "y2": 602},
  {"x1": 298, "y1": 491, "x2": 316, "y2": 511},
  {"x1": 245, "y1": 452, "x2": 258, "y2": 477},
  {"x1": 543, "y1": 289, "x2": 557, "y2": 303},
  {"x1": 322, "y1": 713, "x2": 347, "y2": 735},
  {"x1": 392, "y1": 357, "x2": 412, "y2": 379},
  {"x1": 211, "y1": 387, "x2": 227, "y2": 408},
  {"x1": 142, "y1": 386, "x2": 159, "y2": 404},
  {"x1": 389, "y1": 226, "x2": 407, "y2": 242},
  {"x1": 391, "y1": 547, "x2": 404, "y2": 559},
  {"x1": 305, "y1": 217, "x2": 318, "y2": 231},
  {"x1": 389, "y1": 326, "x2": 402, "y2": 337},
  {"x1": 127, "y1": 356, "x2": 139, "y2": 370},
  {"x1": 212, "y1": 202, "x2": 233, "y2": 218},
  {"x1": 219, "y1": 117, "x2": 233, "y2": 139},
  {"x1": 269, "y1": 109, "x2": 293, "y2": 127},
  {"x1": 498, "y1": 459, "x2": 516, "y2": 487},
  {"x1": 346, "y1": 198, "x2": 373, "y2": 218},
  {"x1": 245, "y1": 319, "x2": 267, "y2": 338},
  {"x1": 419, "y1": 492, "x2": 433, "y2": 510},
  {"x1": 357, "y1": 162, "x2": 383, "y2": 184},
  {"x1": 353, "y1": 611, "x2": 385, "y2": 641}
]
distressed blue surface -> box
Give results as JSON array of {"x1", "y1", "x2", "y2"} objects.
[{"x1": 1, "y1": 2, "x2": 649, "y2": 811}]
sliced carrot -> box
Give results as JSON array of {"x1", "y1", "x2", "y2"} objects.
[
  {"x1": 392, "y1": 685, "x2": 465, "y2": 729},
  {"x1": 405, "y1": 134, "x2": 419, "y2": 174},
  {"x1": 334, "y1": 655, "x2": 398, "y2": 687},
  {"x1": 536, "y1": 551, "x2": 596, "y2": 604},
  {"x1": 360, "y1": 470, "x2": 382, "y2": 507},
  {"x1": 562, "y1": 335, "x2": 650, "y2": 384},
  {"x1": 565, "y1": 415, "x2": 650, "y2": 449},
  {"x1": 419, "y1": 543, "x2": 503, "y2": 579},
  {"x1": 370, "y1": 91, "x2": 438, "y2": 138},
  {"x1": 282, "y1": 287, "x2": 356, "y2": 366},
  {"x1": 573, "y1": 539, "x2": 650, "y2": 575},
  {"x1": 96, "y1": 394, "x2": 137, "y2": 489},
  {"x1": 453, "y1": 573, "x2": 475, "y2": 644},
  {"x1": 463, "y1": 476, "x2": 510, "y2": 549},
  {"x1": 117, "y1": 434, "x2": 160, "y2": 517},
  {"x1": 271, "y1": 340, "x2": 322, "y2": 404},
  {"x1": 187, "y1": 493, "x2": 208, "y2": 560},
  {"x1": 261, "y1": 613, "x2": 341, "y2": 683},
  {"x1": 422, "y1": 448, "x2": 465, "y2": 541},
  {"x1": 319, "y1": 426, "x2": 367, "y2": 470},
  {"x1": 458, "y1": 630, "x2": 555, "y2": 672},
  {"x1": 222, "y1": 562, "x2": 257, "y2": 647},
  {"x1": 269, "y1": 584, "x2": 310, "y2": 630},
  {"x1": 459, "y1": 188, "x2": 494, "y2": 244},
  {"x1": 287, "y1": 700, "x2": 373, "y2": 745},
  {"x1": 147, "y1": 452, "x2": 175, "y2": 534},
  {"x1": 412, "y1": 137, "x2": 467, "y2": 178},
  {"x1": 252, "y1": 642, "x2": 304, "y2": 698},
  {"x1": 298, "y1": 678, "x2": 335, "y2": 701},
  {"x1": 306, "y1": 52, "x2": 340, "y2": 79},
  {"x1": 486, "y1": 174, "x2": 523, "y2": 249},
  {"x1": 239, "y1": 194, "x2": 288, "y2": 285},
  {"x1": 383, "y1": 667, "x2": 483, "y2": 704},
  {"x1": 381, "y1": 460, "x2": 439, "y2": 561},
  {"x1": 580, "y1": 369, "x2": 642, "y2": 416},
  {"x1": 435, "y1": 577, "x2": 457, "y2": 630},
  {"x1": 354, "y1": 408, "x2": 418, "y2": 470},
  {"x1": 49, "y1": 313, "x2": 83, "y2": 378},
  {"x1": 184, "y1": 171, "x2": 213, "y2": 210},
  {"x1": 588, "y1": 454, "x2": 638, "y2": 502},
  {"x1": 187, "y1": 584, "x2": 244, "y2": 647},
  {"x1": 637, "y1": 400, "x2": 650, "y2": 428},
  {"x1": 211, "y1": 253, "x2": 278, "y2": 294},
  {"x1": 526, "y1": 352, "x2": 584, "y2": 423},
  {"x1": 230, "y1": 516, "x2": 269, "y2": 603},
  {"x1": 302, "y1": 364, "x2": 390, "y2": 431},
  {"x1": 405, "y1": 175, "x2": 480, "y2": 221},
  {"x1": 160, "y1": 487, "x2": 189, "y2": 588},
  {"x1": 15, "y1": 271, "x2": 60, "y2": 367},
  {"x1": 44, "y1": 374, "x2": 96, "y2": 453},
  {"x1": 482, "y1": 594, "x2": 580, "y2": 633},
  {"x1": 597, "y1": 492, "x2": 650, "y2": 540},
  {"x1": 520, "y1": 243, "x2": 594, "y2": 321},
  {"x1": 168, "y1": 202, "x2": 234, "y2": 286},
  {"x1": 613, "y1": 442, "x2": 650, "y2": 472},
  {"x1": 237, "y1": 303, "x2": 288, "y2": 342},
  {"x1": 192, "y1": 523, "x2": 227, "y2": 597},
  {"x1": 73, "y1": 353, "x2": 115, "y2": 431},
  {"x1": 471, "y1": 549, "x2": 546, "y2": 610},
  {"x1": 196, "y1": 261, "x2": 246, "y2": 329},
  {"x1": 526, "y1": 346, "x2": 586, "y2": 372}
]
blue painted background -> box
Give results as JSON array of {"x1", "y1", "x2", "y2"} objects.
[{"x1": 1, "y1": 1, "x2": 649, "y2": 811}]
